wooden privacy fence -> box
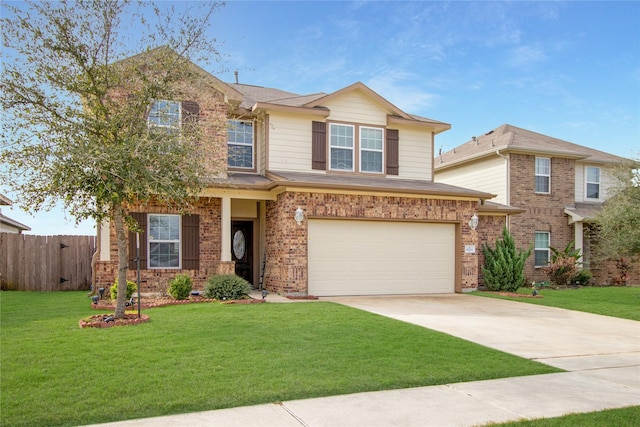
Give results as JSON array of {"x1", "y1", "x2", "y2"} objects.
[{"x1": 0, "y1": 233, "x2": 96, "y2": 291}]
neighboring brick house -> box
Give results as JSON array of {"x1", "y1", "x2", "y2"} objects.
[
  {"x1": 435, "y1": 124, "x2": 637, "y2": 286},
  {"x1": 94, "y1": 50, "x2": 518, "y2": 296}
]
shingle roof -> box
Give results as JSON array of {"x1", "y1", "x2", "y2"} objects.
[
  {"x1": 267, "y1": 171, "x2": 495, "y2": 200},
  {"x1": 228, "y1": 82, "x2": 450, "y2": 131},
  {"x1": 565, "y1": 203, "x2": 602, "y2": 223},
  {"x1": 436, "y1": 124, "x2": 627, "y2": 170},
  {"x1": 228, "y1": 83, "x2": 326, "y2": 110}
]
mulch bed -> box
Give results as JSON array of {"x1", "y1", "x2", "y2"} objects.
[
  {"x1": 286, "y1": 295, "x2": 319, "y2": 300},
  {"x1": 90, "y1": 295, "x2": 266, "y2": 310},
  {"x1": 497, "y1": 292, "x2": 543, "y2": 298},
  {"x1": 79, "y1": 313, "x2": 150, "y2": 329}
]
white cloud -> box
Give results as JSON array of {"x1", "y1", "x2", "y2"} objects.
[
  {"x1": 367, "y1": 71, "x2": 439, "y2": 112},
  {"x1": 507, "y1": 44, "x2": 548, "y2": 68}
]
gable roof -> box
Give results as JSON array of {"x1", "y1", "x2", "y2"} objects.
[
  {"x1": 116, "y1": 46, "x2": 244, "y2": 105},
  {"x1": 436, "y1": 124, "x2": 627, "y2": 170},
  {"x1": 230, "y1": 81, "x2": 451, "y2": 132}
]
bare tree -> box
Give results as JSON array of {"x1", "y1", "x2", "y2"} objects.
[{"x1": 1, "y1": 0, "x2": 226, "y2": 317}]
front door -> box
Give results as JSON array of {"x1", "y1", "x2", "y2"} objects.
[{"x1": 231, "y1": 221, "x2": 253, "y2": 285}]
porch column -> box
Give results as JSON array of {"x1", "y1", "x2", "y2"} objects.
[
  {"x1": 221, "y1": 196, "x2": 232, "y2": 262},
  {"x1": 574, "y1": 221, "x2": 584, "y2": 263}
]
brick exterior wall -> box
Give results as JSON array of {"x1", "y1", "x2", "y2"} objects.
[
  {"x1": 506, "y1": 153, "x2": 639, "y2": 286},
  {"x1": 264, "y1": 191, "x2": 480, "y2": 295},
  {"x1": 583, "y1": 224, "x2": 640, "y2": 286},
  {"x1": 509, "y1": 154, "x2": 576, "y2": 283},
  {"x1": 94, "y1": 197, "x2": 235, "y2": 294},
  {"x1": 94, "y1": 64, "x2": 234, "y2": 294}
]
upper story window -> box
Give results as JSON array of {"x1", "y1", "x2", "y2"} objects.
[
  {"x1": 585, "y1": 166, "x2": 600, "y2": 200},
  {"x1": 535, "y1": 157, "x2": 551, "y2": 194},
  {"x1": 534, "y1": 231, "x2": 550, "y2": 268},
  {"x1": 228, "y1": 119, "x2": 254, "y2": 169},
  {"x1": 148, "y1": 100, "x2": 181, "y2": 130},
  {"x1": 329, "y1": 123, "x2": 385, "y2": 173},
  {"x1": 312, "y1": 121, "x2": 398, "y2": 175},
  {"x1": 330, "y1": 123, "x2": 354, "y2": 171},
  {"x1": 148, "y1": 214, "x2": 180, "y2": 269},
  {"x1": 360, "y1": 127, "x2": 384, "y2": 173}
]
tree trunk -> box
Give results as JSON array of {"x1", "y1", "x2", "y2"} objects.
[{"x1": 113, "y1": 204, "x2": 129, "y2": 318}]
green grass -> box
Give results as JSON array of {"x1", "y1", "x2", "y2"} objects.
[
  {"x1": 473, "y1": 286, "x2": 640, "y2": 321},
  {"x1": 486, "y1": 405, "x2": 640, "y2": 426},
  {"x1": 1, "y1": 291, "x2": 560, "y2": 427}
]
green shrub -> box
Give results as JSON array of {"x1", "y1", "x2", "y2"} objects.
[
  {"x1": 544, "y1": 241, "x2": 581, "y2": 286},
  {"x1": 572, "y1": 269, "x2": 593, "y2": 286},
  {"x1": 204, "y1": 274, "x2": 251, "y2": 300},
  {"x1": 168, "y1": 274, "x2": 193, "y2": 300},
  {"x1": 544, "y1": 257, "x2": 578, "y2": 287},
  {"x1": 482, "y1": 226, "x2": 531, "y2": 292},
  {"x1": 110, "y1": 278, "x2": 137, "y2": 300}
]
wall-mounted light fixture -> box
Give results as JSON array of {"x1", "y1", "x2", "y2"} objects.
[
  {"x1": 468, "y1": 213, "x2": 479, "y2": 230},
  {"x1": 294, "y1": 206, "x2": 305, "y2": 225}
]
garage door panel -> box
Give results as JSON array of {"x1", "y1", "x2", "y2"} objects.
[{"x1": 308, "y1": 220, "x2": 455, "y2": 296}]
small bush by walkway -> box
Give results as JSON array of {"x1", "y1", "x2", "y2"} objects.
[{"x1": 1, "y1": 291, "x2": 560, "y2": 427}]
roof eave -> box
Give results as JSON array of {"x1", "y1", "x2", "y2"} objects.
[
  {"x1": 252, "y1": 102, "x2": 330, "y2": 117},
  {"x1": 266, "y1": 172, "x2": 495, "y2": 201},
  {"x1": 387, "y1": 116, "x2": 451, "y2": 134},
  {"x1": 0, "y1": 214, "x2": 31, "y2": 231}
]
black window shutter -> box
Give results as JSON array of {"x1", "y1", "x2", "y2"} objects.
[
  {"x1": 181, "y1": 101, "x2": 200, "y2": 125},
  {"x1": 182, "y1": 214, "x2": 200, "y2": 270},
  {"x1": 386, "y1": 129, "x2": 399, "y2": 175},
  {"x1": 312, "y1": 121, "x2": 327, "y2": 170},
  {"x1": 128, "y1": 213, "x2": 148, "y2": 270}
]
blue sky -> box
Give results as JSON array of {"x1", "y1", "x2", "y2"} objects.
[{"x1": 2, "y1": 0, "x2": 639, "y2": 235}]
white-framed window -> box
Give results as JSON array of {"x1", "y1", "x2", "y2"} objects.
[
  {"x1": 148, "y1": 100, "x2": 181, "y2": 130},
  {"x1": 534, "y1": 231, "x2": 550, "y2": 267},
  {"x1": 535, "y1": 157, "x2": 551, "y2": 194},
  {"x1": 330, "y1": 123, "x2": 355, "y2": 171},
  {"x1": 359, "y1": 126, "x2": 384, "y2": 173},
  {"x1": 585, "y1": 166, "x2": 601, "y2": 200},
  {"x1": 227, "y1": 119, "x2": 254, "y2": 169},
  {"x1": 148, "y1": 214, "x2": 181, "y2": 269}
]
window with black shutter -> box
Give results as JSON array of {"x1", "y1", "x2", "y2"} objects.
[
  {"x1": 128, "y1": 212, "x2": 200, "y2": 270},
  {"x1": 386, "y1": 129, "x2": 399, "y2": 175},
  {"x1": 312, "y1": 121, "x2": 327, "y2": 170}
]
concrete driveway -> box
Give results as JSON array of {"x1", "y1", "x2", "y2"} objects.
[{"x1": 324, "y1": 294, "x2": 640, "y2": 371}]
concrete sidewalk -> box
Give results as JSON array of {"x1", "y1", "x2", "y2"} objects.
[{"x1": 86, "y1": 294, "x2": 640, "y2": 427}]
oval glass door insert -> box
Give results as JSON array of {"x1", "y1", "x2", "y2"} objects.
[{"x1": 233, "y1": 230, "x2": 246, "y2": 260}]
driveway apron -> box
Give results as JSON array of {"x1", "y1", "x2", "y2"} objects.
[{"x1": 324, "y1": 294, "x2": 640, "y2": 371}]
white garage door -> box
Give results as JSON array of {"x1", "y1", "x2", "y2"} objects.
[{"x1": 308, "y1": 219, "x2": 455, "y2": 296}]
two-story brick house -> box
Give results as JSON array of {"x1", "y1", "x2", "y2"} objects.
[
  {"x1": 94, "y1": 52, "x2": 514, "y2": 296},
  {"x1": 435, "y1": 124, "x2": 636, "y2": 285}
]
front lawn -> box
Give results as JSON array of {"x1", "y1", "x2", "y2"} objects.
[
  {"x1": 1, "y1": 291, "x2": 560, "y2": 427},
  {"x1": 487, "y1": 405, "x2": 640, "y2": 426},
  {"x1": 473, "y1": 286, "x2": 640, "y2": 321}
]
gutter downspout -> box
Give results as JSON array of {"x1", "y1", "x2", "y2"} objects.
[{"x1": 496, "y1": 148, "x2": 510, "y2": 228}]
